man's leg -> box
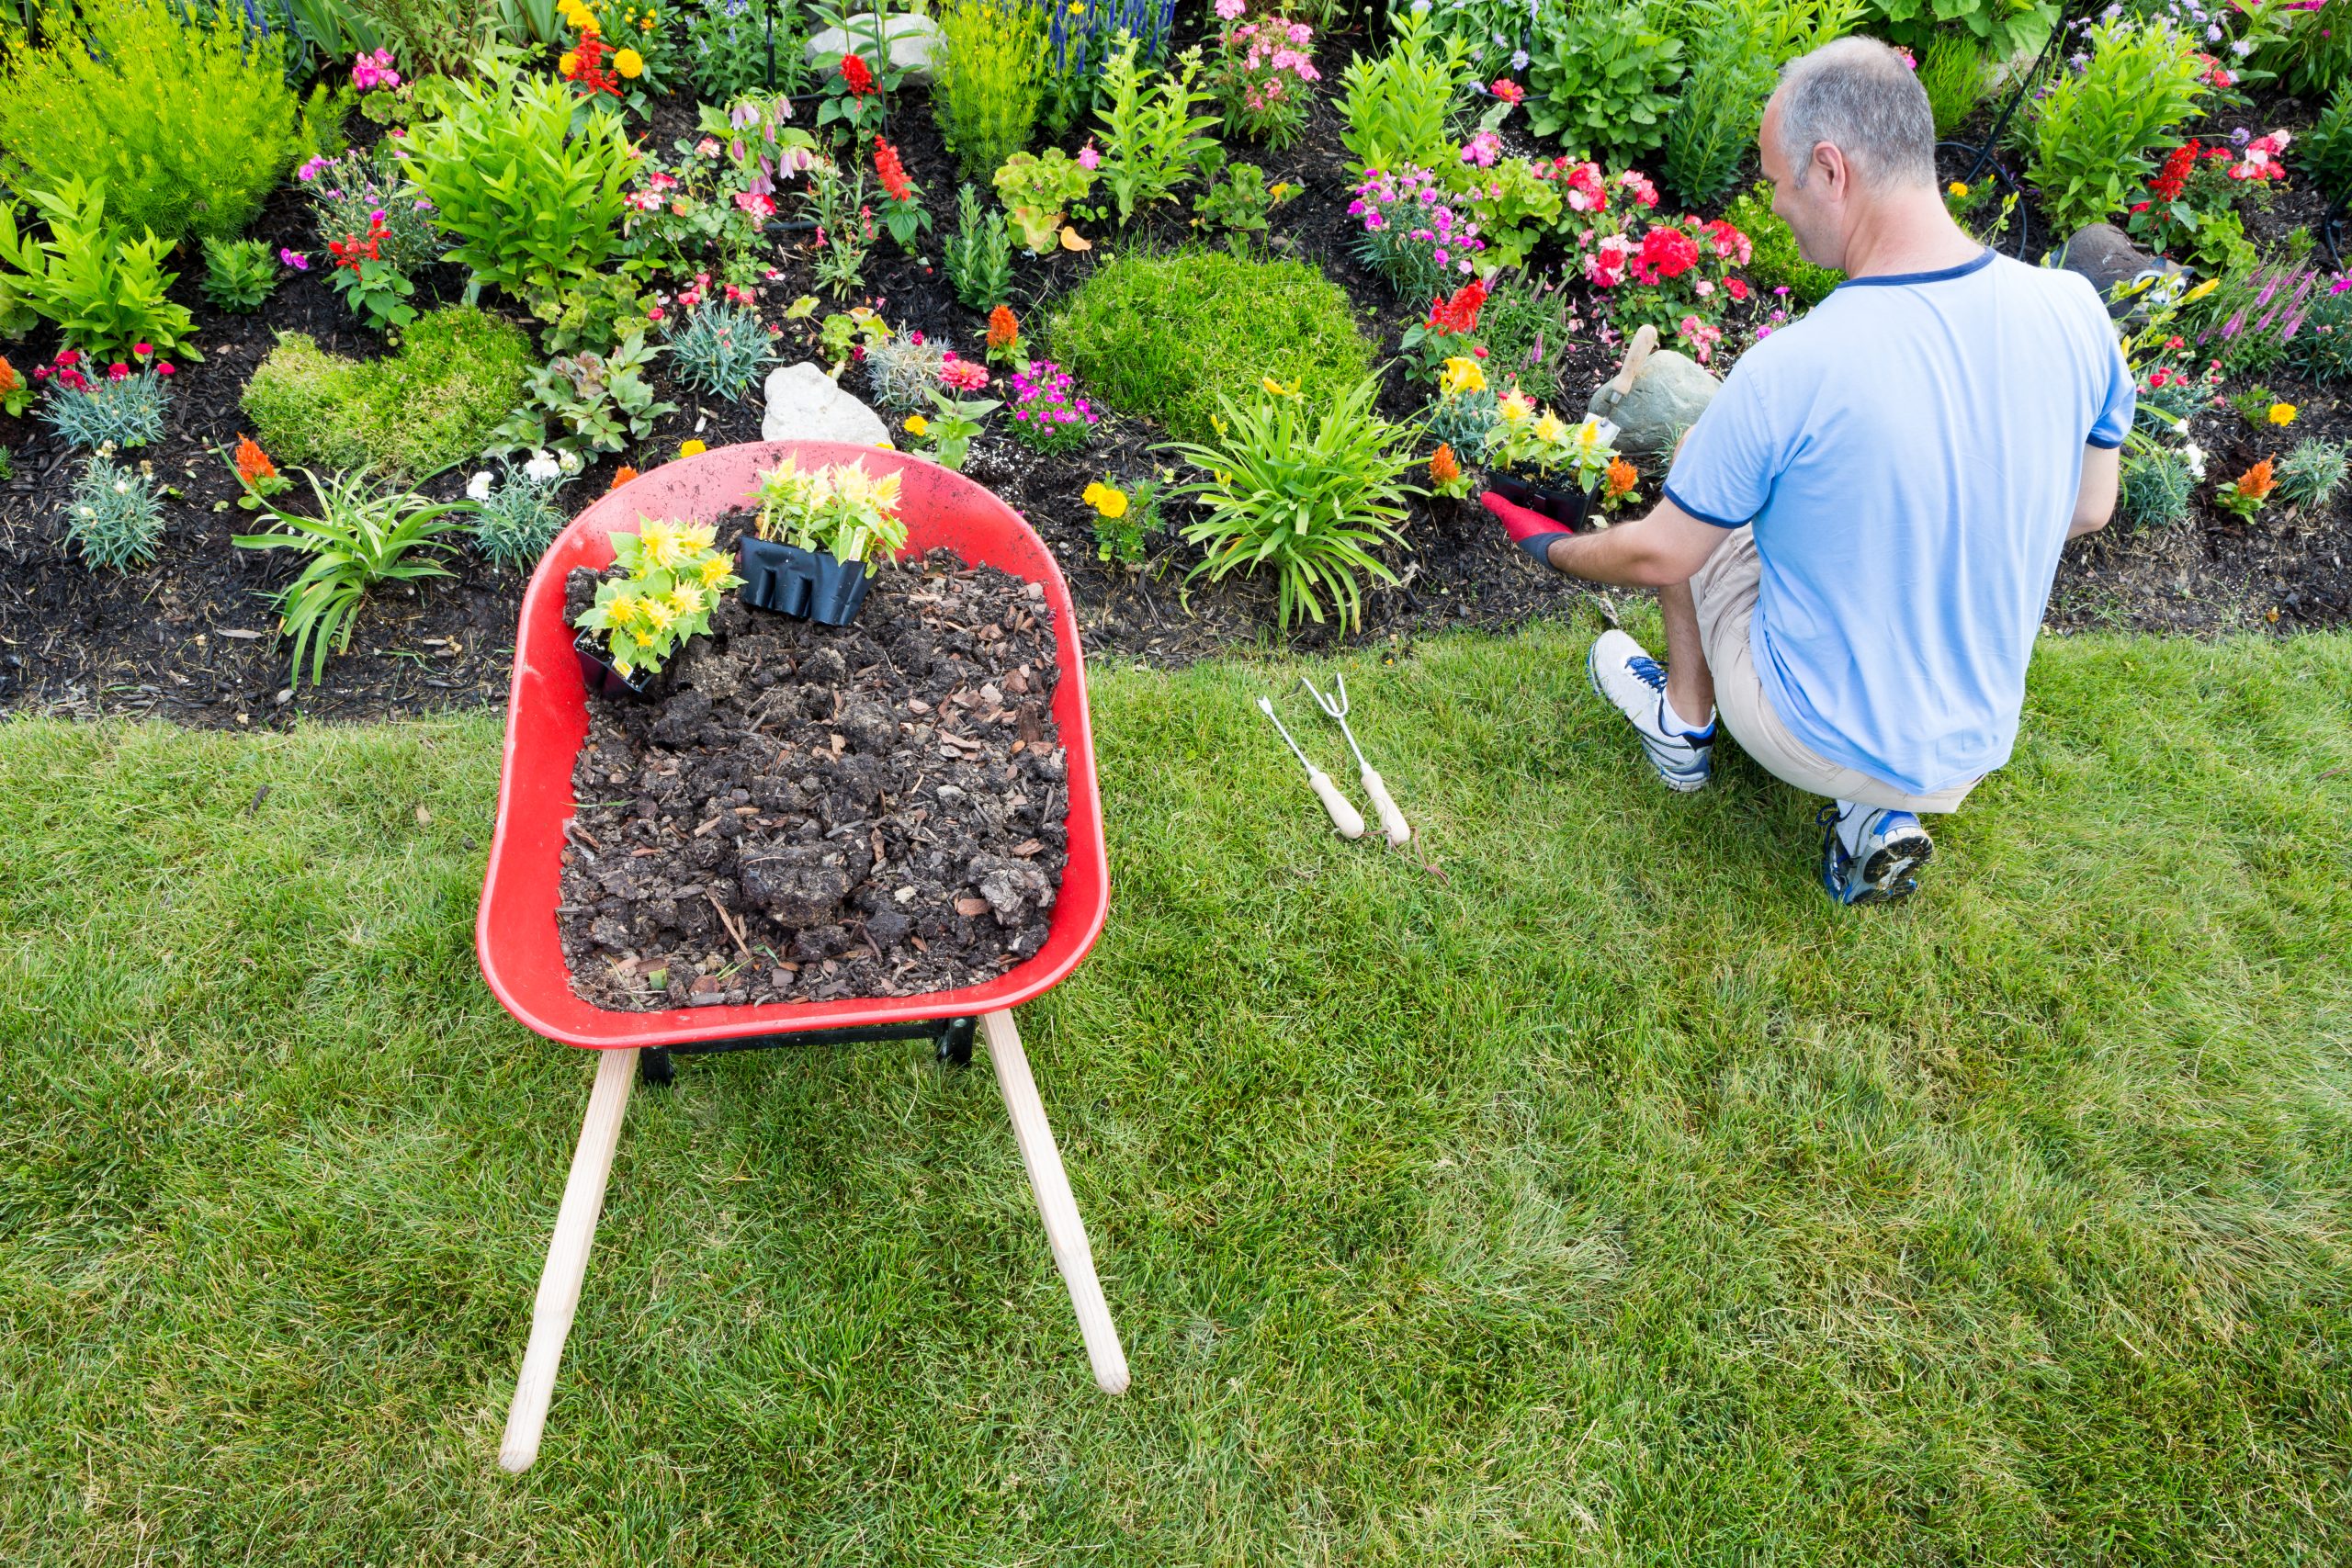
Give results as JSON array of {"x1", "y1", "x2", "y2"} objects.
[
  {"x1": 1583, "y1": 572, "x2": 1719, "y2": 792},
  {"x1": 1656, "y1": 578, "x2": 1715, "y2": 736}
]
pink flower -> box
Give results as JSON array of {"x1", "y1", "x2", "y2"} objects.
[
  {"x1": 734, "y1": 190, "x2": 777, "y2": 220},
  {"x1": 280, "y1": 248, "x2": 309, "y2": 270},
  {"x1": 940, "y1": 357, "x2": 989, "y2": 391},
  {"x1": 696, "y1": 137, "x2": 721, "y2": 157},
  {"x1": 647, "y1": 305, "x2": 665, "y2": 321},
  {"x1": 1216, "y1": 0, "x2": 1244, "y2": 17},
  {"x1": 157, "y1": 362, "x2": 175, "y2": 376},
  {"x1": 133, "y1": 342, "x2": 151, "y2": 356},
  {"x1": 1287, "y1": 20, "x2": 1311, "y2": 43},
  {"x1": 1078, "y1": 141, "x2": 1100, "y2": 170}
]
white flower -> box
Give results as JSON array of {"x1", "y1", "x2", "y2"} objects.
[
  {"x1": 524, "y1": 450, "x2": 561, "y2": 483},
  {"x1": 2183, "y1": 441, "x2": 2207, "y2": 479},
  {"x1": 467, "y1": 470, "x2": 494, "y2": 501},
  {"x1": 113, "y1": 480, "x2": 129, "y2": 493},
  {"x1": 557, "y1": 450, "x2": 582, "y2": 476}
]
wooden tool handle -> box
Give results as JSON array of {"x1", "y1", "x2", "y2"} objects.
[
  {"x1": 981, "y1": 1010, "x2": 1131, "y2": 1395},
  {"x1": 1307, "y1": 768, "x2": 1365, "y2": 839},
  {"x1": 1607, "y1": 323, "x2": 1660, "y2": 400},
  {"x1": 500, "y1": 1046, "x2": 639, "y2": 1474},
  {"x1": 1360, "y1": 767, "x2": 1410, "y2": 848}
]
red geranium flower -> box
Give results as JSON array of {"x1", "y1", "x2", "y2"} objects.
[
  {"x1": 1631, "y1": 226, "x2": 1701, "y2": 285},
  {"x1": 839, "y1": 52, "x2": 876, "y2": 95},
  {"x1": 1423, "y1": 278, "x2": 1487, "y2": 335}
]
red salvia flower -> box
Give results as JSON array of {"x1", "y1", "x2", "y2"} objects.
[
  {"x1": 839, "y1": 52, "x2": 876, "y2": 95},
  {"x1": 874, "y1": 137, "x2": 913, "y2": 203},
  {"x1": 2151, "y1": 141, "x2": 2199, "y2": 203}
]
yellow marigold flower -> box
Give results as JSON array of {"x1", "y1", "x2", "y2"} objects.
[
  {"x1": 678, "y1": 438, "x2": 707, "y2": 457},
  {"x1": 1084, "y1": 481, "x2": 1128, "y2": 519},
  {"x1": 615, "y1": 46, "x2": 644, "y2": 77},
  {"x1": 2268, "y1": 401, "x2": 2298, "y2": 425},
  {"x1": 1439, "y1": 355, "x2": 1485, "y2": 396},
  {"x1": 904, "y1": 413, "x2": 930, "y2": 436},
  {"x1": 559, "y1": 49, "x2": 580, "y2": 73},
  {"x1": 1947, "y1": 181, "x2": 1968, "y2": 199}
]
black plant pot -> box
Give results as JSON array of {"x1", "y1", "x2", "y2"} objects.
[
  {"x1": 737, "y1": 535, "x2": 874, "y2": 626},
  {"x1": 574, "y1": 627, "x2": 672, "y2": 702},
  {"x1": 1487, "y1": 468, "x2": 1595, "y2": 533}
]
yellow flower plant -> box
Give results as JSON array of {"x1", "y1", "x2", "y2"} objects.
[
  {"x1": 573, "y1": 516, "x2": 741, "y2": 677},
  {"x1": 1083, "y1": 480, "x2": 1129, "y2": 519},
  {"x1": 751, "y1": 457, "x2": 909, "y2": 572},
  {"x1": 1439, "y1": 355, "x2": 1485, "y2": 396}
]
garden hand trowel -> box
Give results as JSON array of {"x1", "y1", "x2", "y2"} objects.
[{"x1": 1257, "y1": 697, "x2": 1364, "y2": 840}]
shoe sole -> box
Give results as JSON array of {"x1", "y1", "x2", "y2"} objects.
[
  {"x1": 1856, "y1": 831, "x2": 1934, "y2": 902},
  {"x1": 1588, "y1": 646, "x2": 1709, "y2": 793}
]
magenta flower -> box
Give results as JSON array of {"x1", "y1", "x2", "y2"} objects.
[{"x1": 281, "y1": 248, "x2": 309, "y2": 270}]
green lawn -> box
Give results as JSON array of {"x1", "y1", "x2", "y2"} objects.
[{"x1": 4, "y1": 618, "x2": 2349, "y2": 1565}]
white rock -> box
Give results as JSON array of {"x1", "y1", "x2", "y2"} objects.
[
  {"x1": 805, "y1": 12, "x2": 940, "y2": 81},
  {"x1": 761, "y1": 361, "x2": 890, "y2": 446}
]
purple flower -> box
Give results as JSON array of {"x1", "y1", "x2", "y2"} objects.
[{"x1": 281, "y1": 248, "x2": 310, "y2": 270}]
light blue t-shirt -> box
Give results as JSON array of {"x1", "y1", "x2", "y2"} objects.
[{"x1": 1664, "y1": 249, "x2": 2134, "y2": 797}]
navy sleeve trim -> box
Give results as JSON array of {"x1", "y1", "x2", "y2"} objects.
[
  {"x1": 1661, "y1": 483, "x2": 1750, "y2": 529},
  {"x1": 2086, "y1": 434, "x2": 2123, "y2": 450}
]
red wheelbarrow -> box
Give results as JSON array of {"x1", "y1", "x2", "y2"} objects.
[{"x1": 476, "y1": 441, "x2": 1125, "y2": 1472}]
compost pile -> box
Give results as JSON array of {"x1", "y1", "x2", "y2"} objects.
[{"x1": 556, "y1": 541, "x2": 1069, "y2": 1010}]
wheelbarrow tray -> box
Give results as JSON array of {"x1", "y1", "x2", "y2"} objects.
[{"x1": 476, "y1": 439, "x2": 1110, "y2": 1050}]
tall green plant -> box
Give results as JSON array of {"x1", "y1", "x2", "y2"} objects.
[
  {"x1": 1339, "y1": 7, "x2": 1470, "y2": 176},
  {"x1": 2026, "y1": 18, "x2": 2209, "y2": 236},
  {"x1": 935, "y1": 0, "x2": 1046, "y2": 179},
  {"x1": 1095, "y1": 36, "x2": 1220, "y2": 223},
  {"x1": 0, "y1": 177, "x2": 198, "y2": 359},
  {"x1": 1660, "y1": 2, "x2": 1776, "y2": 208},
  {"x1": 1162, "y1": 375, "x2": 1419, "y2": 632},
  {"x1": 1863, "y1": 0, "x2": 2057, "y2": 61},
  {"x1": 0, "y1": 0, "x2": 299, "y2": 244},
  {"x1": 1917, "y1": 29, "x2": 1990, "y2": 138},
  {"x1": 405, "y1": 69, "x2": 637, "y2": 298}
]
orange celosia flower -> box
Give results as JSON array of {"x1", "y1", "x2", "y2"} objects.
[
  {"x1": 0, "y1": 355, "x2": 19, "y2": 395},
  {"x1": 1604, "y1": 456, "x2": 1638, "y2": 499},
  {"x1": 987, "y1": 305, "x2": 1019, "y2": 351},
  {"x1": 1429, "y1": 444, "x2": 1460, "y2": 486},
  {"x1": 609, "y1": 465, "x2": 640, "y2": 491},
  {"x1": 2236, "y1": 458, "x2": 2275, "y2": 501},
  {"x1": 234, "y1": 434, "x2": 277, "y2": 486}
]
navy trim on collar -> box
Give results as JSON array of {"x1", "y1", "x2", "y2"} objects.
[{"x1": 1834, "y1": 248, "x2": 1996, "y2": 289}]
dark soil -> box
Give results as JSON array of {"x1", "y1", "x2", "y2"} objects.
[
  {"x1": 3, "y1": 38, "x2": 2346, "y2": 728},
  {"x1": 556, "y1": 542, "x2": 1068, "y2": 1010}
]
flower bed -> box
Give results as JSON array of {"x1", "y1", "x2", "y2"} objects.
[{"x1": 2, "y1": 5, "x2": 2347, "y2": 726}]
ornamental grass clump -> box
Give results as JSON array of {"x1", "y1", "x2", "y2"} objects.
[
  {"x1": 1007, "y1": 360, "x2": 1099, "y2": 454},
  {"x1": 1162, "y1": 373, "x2": 1419, "y2": 631},
  {"x1": 574, "y1": 520, "x2": 741, "y2": 679},
  {"x1": 2272, "y1": 438, "x2": 2347, "y2": 508},
  {"x1": 37, "y1": 350, "x2": 171, "y2": 450},
  {"x1": 0, "y1": 0, "x2": 300, "y2": 244},
  {"x1": 232, "y1": 469, "x2": 476, "y2": 684},
  {"x1": 663, "y1": 299, "x2": 776, "y2": 400},
  {"x1": 864, "y1": 331, "x2": 950, "y2": 414},
  {"x1": 67, "y1": 453, "x2": 164, "y2": 571},
  {"x1": 2118, "y1": 443, "x2": 2196, "y2": 531}
]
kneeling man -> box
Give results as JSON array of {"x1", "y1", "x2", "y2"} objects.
[{"x1": 1489, "y1": 38, "x2": 2133, "y2": 904}]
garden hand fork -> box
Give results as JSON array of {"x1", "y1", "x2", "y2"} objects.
[{"x1": 1300, "y1": 674, "x2": 1410, "y2": 848}]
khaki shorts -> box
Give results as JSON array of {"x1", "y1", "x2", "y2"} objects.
[{"x1": 1690, "y1": 526, "x2": 1977, "y2": 815}]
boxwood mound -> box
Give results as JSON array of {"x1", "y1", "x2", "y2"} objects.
[
  {"x1": 1049, "y1": 250, "x2": 1378, "y2": 444},
  {"x1": 241, "y1": 306, "x2": 535, "y2": 481}
]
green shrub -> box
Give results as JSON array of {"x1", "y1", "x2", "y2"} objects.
[
  {"x1": 1093, "y1": 35, "x2": 1220, "y2": 224},
  {"x1": 1526, "y1": 0, "x2": 1685, "y2": 163},
  {"x1": 201, "y1": 236, "x2": 279, "y2": 313},
  {"x1": 1863, "y1": 0, "x2": 2057, "y2": 62},
  {"x1": 0, "y1": 0, "x2": 298, "y2": 245},
  {"x1": 2301, "y1": 83, "x2": 2352, "y2": 199},
  {"x1": 2026, "y1": 19, "x2": 2209, "y2": 236},
  {"x1": 242, "y1": 308, "x2": 537, "y2": 480},
  {"x1": 68, "y1": 453, "x2": 165, "y2": 570},
  {"x1": 1917, "y1": 30, "x2": 1990, "y2": 139},
  {"x1": 1051, "y1": 250, "x2": 1375, "y2": 445},
  {"x1": 935, "y1": 0, "x2": 1046, "y2": 179},
  {"x1": 0, "y1": 177, "x2": 198, "y2": 360},
  {"x1": 404, "y1": 70, "x2": 636, "y2": 299},
  {"x1": 1724, "y1": 184, "x2": 1841, "y2": 307},
  {"x1": 943, "y1": 184, "x2": 1015, "y2": 310},
  {"x1": 2273, "y1": 438, "x2": 2347, "y2": 509},
  {"x1": 1660, "y1": 3, "x2": 1775, "y2": 209},
  {"x1": 2116, "y1": 443, "x2": 2192, "y2": 531}
]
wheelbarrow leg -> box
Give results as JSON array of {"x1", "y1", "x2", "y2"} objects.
[
  {"x1": 978, "y1": 1010, "x2": 1130, "y2": 1394},
  {"x1": 500, "y1": 1045, "x2": 639, "y2": 1473}
]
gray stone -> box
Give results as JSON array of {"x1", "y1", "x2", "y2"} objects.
[
  {"x1": 1585, "y1": 349, "x2": 1719, "y2": 462},
  {"x1": 761, "y1": 361, "x2": 889, "y2": 446},
  {"x1": 805, "y1": 13, "x2": 940, "y2": 82},
  {"x1": 2048, "y1": 222, "x2": 2190, "y2": 318}
]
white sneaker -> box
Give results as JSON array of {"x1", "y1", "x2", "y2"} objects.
[{"x1": 1587, "y1": 629, "x2": 1715, "y2": 792}]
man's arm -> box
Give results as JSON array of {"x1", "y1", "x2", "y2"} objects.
[
  {"x1": 2070, "y1": 443, "x2": 2120, "y2": 538},
  {"x1": 1536, "y1": 495, "x2": 1735, "y2": 587}
]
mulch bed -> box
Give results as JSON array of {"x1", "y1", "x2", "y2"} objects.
[
  {"x1": 3, "y1": 30, "x2": 2346, "y2": 730},
  {"x1": 557, "y1": 541, "x2": 1068, "y2": 1010}
]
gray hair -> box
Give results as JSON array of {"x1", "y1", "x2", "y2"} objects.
[{"x1": 1774, "y1": 38, "x2": 1936, "y2": 190}]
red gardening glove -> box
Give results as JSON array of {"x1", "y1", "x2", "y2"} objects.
[{"x1": 1483, "y1": 490, "x2": 1571, "y2": 564}]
